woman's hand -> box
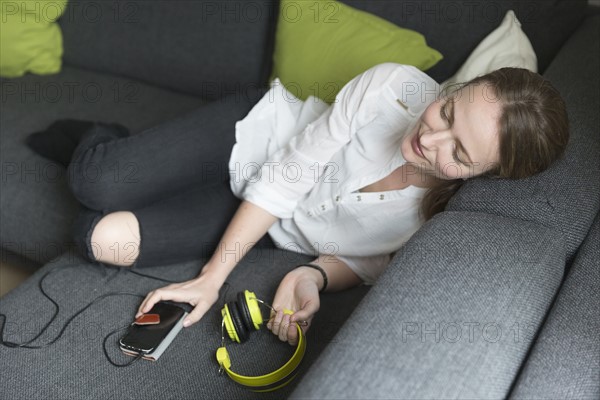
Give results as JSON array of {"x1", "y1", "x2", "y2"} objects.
[
  {"x1": 267, "y1": 267, "x2": 323, "y2": 346},
  {"x1": 135, "y1": 270, "x2": 221, "y2": 328},
  {"x1": 134, "y1": 201, "x2": 278, "y2": 328}
]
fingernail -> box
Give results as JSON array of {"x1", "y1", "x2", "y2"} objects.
[{"x1": 183, "y1": 319, "x2": 190, "y2": 327}]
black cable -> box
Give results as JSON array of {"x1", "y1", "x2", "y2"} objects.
[
  {"x1": 1, "y1": 265, "x2": 150, "y2": 349},
  {"x1": 0, "y1": 263, "x2": 216, "y2": 367},
  {"x1": 102, "y1": 322, "x2": 145, "y2": 367},
  {"x1": 0, "y1": 267, "x2": 62, "y2": 348}
]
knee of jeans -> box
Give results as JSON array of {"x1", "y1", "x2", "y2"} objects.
[{"x1": 67, "y1": 162, "x2": 117, "y2": 210}]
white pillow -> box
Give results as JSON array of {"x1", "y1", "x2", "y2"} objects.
[{"x1": 441, "y1": 10, "x2": 537, "y2": 89}]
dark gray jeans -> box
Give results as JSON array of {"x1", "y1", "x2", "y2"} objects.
[{"x1": 68, "y1": 87, "x2": 274, "y2": 268}]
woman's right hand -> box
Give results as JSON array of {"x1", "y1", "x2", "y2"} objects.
[
  {"x1": 135, "y1": 270, "x2": 221, "y2": 327},
  {"x1": 267, "y1": 267, "x2": 322, "y2": 345}
]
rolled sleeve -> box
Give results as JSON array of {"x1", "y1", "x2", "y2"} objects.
[{"x1": 335, "y1": 253, "x2": 393, "y2": 285}]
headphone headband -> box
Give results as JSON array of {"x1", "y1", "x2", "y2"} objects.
[{"x1": 216, "y1": 290, "x2": 307, "y2": 392}]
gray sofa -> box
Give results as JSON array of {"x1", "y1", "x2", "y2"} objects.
[{"x1": 1, "y1": 1, "x2": 598, "y2": 398}]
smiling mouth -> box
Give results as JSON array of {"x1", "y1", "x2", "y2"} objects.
[{"x1": 412, "y1": 130, "x2": 425, "y2": 159}]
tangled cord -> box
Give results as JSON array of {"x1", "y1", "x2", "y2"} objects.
[{"x1": 0, "y1": 263, "x2": 229, "y2": 367}]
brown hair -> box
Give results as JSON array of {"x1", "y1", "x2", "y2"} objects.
[{"x1": 421, "y1": 67, "x2": 570, "y2": 221}]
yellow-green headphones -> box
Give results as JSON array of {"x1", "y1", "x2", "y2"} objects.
[{"x1": 216, "y1": 290, "x2": 306, "y2": 392}]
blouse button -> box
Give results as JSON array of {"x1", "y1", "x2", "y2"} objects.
[
  {"x1": 307, "y1": 211, "x2": 312, "y2": 217},
  {"x1": 321, "y1": 204, "x2": 326, "y2": 210},
  {"x1": 335, "y1": 196, "x2": 340, "y2": 202},
  {"x1": 356, "y1": 195, "x2": 361, "y2": 202},
  {"x1": 380, "y1": 194, "x2": 385, "y2": 200}
]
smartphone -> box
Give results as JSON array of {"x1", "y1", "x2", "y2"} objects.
[{"x1": 119, "y1": 302, "x2": 186, "y2": 354}]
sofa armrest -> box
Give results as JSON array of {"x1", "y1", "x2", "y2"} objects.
[
  {"x1": 290, "y1": 211, "x2": 566, "y2": 399},
  {"x1": 509, "y1": 212, "x2": 600, "y2": 399}
]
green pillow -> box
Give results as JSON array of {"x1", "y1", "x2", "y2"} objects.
[
  {"x1": 0, "y1": 0, "x2": 67, "y2": 78},
  {"x1": 270, "y1": 0, "x2": 443, "y2": 104}
]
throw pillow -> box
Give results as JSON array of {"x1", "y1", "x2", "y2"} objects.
[
  {"x1": 0, "y1": 0, "x2": 68, "y2": 78},
  {"x1": 441, "y1": 10, "x2": 537, "y2": 90},
  {"x1": 270, "y1": 0, "x2": 443, "y2": 104}
]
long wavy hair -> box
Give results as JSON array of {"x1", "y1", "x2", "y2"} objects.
[{"x1": 421, "y1": 67, "x2": 570, "y2": 221}]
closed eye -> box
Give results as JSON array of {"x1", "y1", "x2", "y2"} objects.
[
  {"x1": 452, "y1": 147, "x2": 464, "y2": 164},
  {"x1": 440, "y1": 99, "x2": 454, "y2": 127},
  {"x1": 441, "y1": 98, "x2": 473, "y2": 166}
]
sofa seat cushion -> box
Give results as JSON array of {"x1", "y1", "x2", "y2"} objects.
[
  {"x1": 446, "y1": 15, "x2": 600, "y2": 263},
  {"x1": 0, "y1": 65, "x2": 207, "y2": 264},
  {"x1": 0, "y1": 247, "x2": 369, "y2": 399}
]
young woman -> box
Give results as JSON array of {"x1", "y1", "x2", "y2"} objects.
[{"x1": 27, "y1": 63, "x2": 569, "y2": 346}]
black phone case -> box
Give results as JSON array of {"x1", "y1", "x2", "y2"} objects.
[{"x1": 119, "y1": 302, "x2": 185, "y2": 354}]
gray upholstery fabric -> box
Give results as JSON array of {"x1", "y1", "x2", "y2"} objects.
[
  {"x1": 58, "y1": 0, "x2": 276, "y2": 100},
  {"x1": 57, "y1": 1, "x2": 587, "y2": 95},
  {"x1": 1, "y1": 3, "x2": 597, "y2": 399},
  {"x1": 509, "y1": 212, "x2": 600, "y2": 399},
  {"x1": 322, "y1": 0, "x2": 587, "y2": 81},
  {"x1": 0, "y1": 247, "x2": 370, "y2": 399},
  {"x1": 289, "y1": 212, "x2": 566, "y2": 399},
  {"x1": 446, "y1": 15, "x2": 600, "y2": 263},
  {"x1": 0, "y1": 66, "x2": 206, "y2": 264}
]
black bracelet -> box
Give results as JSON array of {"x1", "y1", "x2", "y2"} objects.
[{"x1": 296, "y1": 263, "x2": 328, "y2": 293}]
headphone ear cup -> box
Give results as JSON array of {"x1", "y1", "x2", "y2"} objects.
[
  {"x1": 244, "y1": 290, "x2": 264, "y2": 330},
  {"x1": 228, "y1": 301, "x2": 248, "y2": 343},
  {"x1": 236, "y1": 291, "x2": 255, "y2": 333}
]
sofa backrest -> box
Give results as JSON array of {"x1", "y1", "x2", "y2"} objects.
[
  {"x1": 58, "y1": 0, "x2": 277, "y2": 100},
  {"x1": 342, "y1": 0, "x2": 587, "y2": 82},
  {"x1": 445, "y1": 15, "x2": 600, "y2": 264},
  {"x1": 58, "y1": 1, "x2": 586, "y2": 99}
]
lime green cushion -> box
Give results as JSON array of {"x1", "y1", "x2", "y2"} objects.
[
  {"x1": 0, "y1": 0, "x2": 67, "y2": 78},
  {"x1": 270, "y1": 0, "x2": 443, "y2": 104}
]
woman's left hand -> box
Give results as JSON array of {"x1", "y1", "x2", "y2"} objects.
[{"x1": 267, "y1": 267, "x2": 322, "y2": 346}]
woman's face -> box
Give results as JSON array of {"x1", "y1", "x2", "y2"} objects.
[{"x1": 401, "y1": 83, "x2": 502, "y2": 180}]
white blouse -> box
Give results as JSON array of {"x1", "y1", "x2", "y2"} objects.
[{"x1": 229, "y1": 63, "x2": 440, "y2": 284}]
